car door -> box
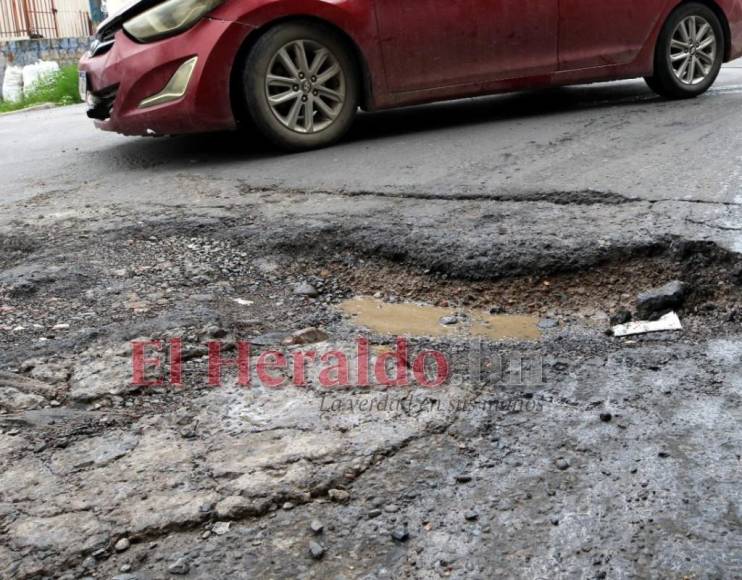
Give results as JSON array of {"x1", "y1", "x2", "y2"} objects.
[
  {"x1": 558, "y1": 0, "x2": 670, "y2": 70},
  {"x1": 374, "y1": 0, "x2": 559, "y2": 93}
]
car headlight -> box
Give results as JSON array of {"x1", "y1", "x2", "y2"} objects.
[{"x1": 123, "y1": 0, "x2": 223, "y2": 43}]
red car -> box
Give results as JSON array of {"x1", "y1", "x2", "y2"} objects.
[{"x1": 79, "y1": 0, "x2": 742, "y2": 150}]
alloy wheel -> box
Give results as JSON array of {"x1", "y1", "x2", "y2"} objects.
[
  {"x1": 670, "y1": 15, "x2": 718, "y2": 85},
  {"x1": 265, "y1": 39, "x2": 347, "y2": 134}
]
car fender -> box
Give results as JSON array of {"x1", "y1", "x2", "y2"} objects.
[{"x1": 210, "y1": 0, "x2": 386, "y2": 107}]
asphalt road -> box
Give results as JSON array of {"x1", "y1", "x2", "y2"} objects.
[
  {"x1": 1, "y1": 66, "x2": 741, "y2": 267},
  {"x1": 1, "y1": 64, "x2": 741, "y2": 579}
]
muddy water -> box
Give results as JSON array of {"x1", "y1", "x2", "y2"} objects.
[{"x1": 338, "y1": 298, "x2": 541, "y2": 341}]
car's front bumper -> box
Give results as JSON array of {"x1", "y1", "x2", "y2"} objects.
[{"x1": 78, "y1": 17, "x2": 254, "y2": 136}]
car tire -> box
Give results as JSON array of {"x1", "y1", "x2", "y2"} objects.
[
  {"x1": 242, "y1": 22, "x2": 360, "y2": 151},
  {"x1": 645, "y1": 2, "x2": 724, "y2": 99}
]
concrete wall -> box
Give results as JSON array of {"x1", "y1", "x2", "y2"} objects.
[
  {"x1": 1, "y1": 36, "x2": 90, "y2": 67},
  {"x1": 0, "y1": 36, "x2": 89, "y2": 99}
]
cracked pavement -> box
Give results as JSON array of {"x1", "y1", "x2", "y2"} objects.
[{"x1": 0, "y1": 66, "x2": 740, "y2": 579}]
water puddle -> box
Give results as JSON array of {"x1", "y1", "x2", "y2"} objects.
[{"x1": 338, "y1": 297, "x2": 541, "y2": 341}]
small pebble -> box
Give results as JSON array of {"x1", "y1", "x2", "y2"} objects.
[
  {"x1": 168, "y1": 558, "x2": 190, "y2": 575},
  {"x1": 114, "y1": 538, "x2": 130, "y2": 552},
  {"x1": 554, "y1": 458, "x2": 570, "y2": 471},
  {"x1": 328, "y1": 489, "x2": 350, "y2": 503},
  {"x1": 610, "y1": 310, "x2": 632, "y2": 326},
  {"x1": 294, "y1": 282, "x2": 319, "y2": 297},
  {"x1": 310, "y1": 519, "x2": 324, "y2": 534},
  {"x1": 212, "y1": 521, "x2": 231, "y2": 535},
  {"x1": 309, "y1": 541, "x2": 325, "y2": 560},
  {"x1": 391, "y1": 527, "x2": 409, "y2": 542}
]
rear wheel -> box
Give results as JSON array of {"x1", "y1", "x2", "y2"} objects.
[
  {"x1": 242, "y1": 22, "x2": 359, "y2": 151},
  {"x1": 645, "y1": 2, "x2": 724, "y2": 99}
]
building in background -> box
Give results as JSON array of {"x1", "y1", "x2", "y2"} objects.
[
  {"x1": 102, "y1": 0, "x2": 130, "y2": 18},
  {"x1": 0, "y1": 0, "x2": 95, "y2": 41}
]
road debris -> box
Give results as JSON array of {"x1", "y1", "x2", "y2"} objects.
[
  {"x1": 328, "y1": 489, "x2": 350, "y2": 503},
  {"x1": 114, "y1": 537, "x2": 130, "y2": 552},
  {"x1": 167, "y1": 558, "x2": 190, "y2": 575},
  {"x1": 310, "y1": 519, "x2": 324, "y2": 534},
  {"x1": 232, "y1": 298, "x2": 255, "y2": 306},
  {"x1": 636, "y1": 280, "x2": 687, "y2": 319},
  {"x1": 283, "y1": 327, "x2": 330, "y2": 345},
  {"x1": 294, "y1": 282, "x2": 320, "y2": 297},
  {"x1": 212, "y1": 521, "x2": 231, "y2": 536},
  {"x1": 612, "y1": 311, "x2": 683, "y2": 337},
  {"x1": 554, "y1": 458, "x2": 570, "y2": 471},
  {"x1": 391, "y1": 527, "x2": 410, "y2": 542},
  {"x1": 610, "y1": 310, "x2": 632, "y2": 326},
  {"x1": 308, "y1": 541, "x2": 325, "y2": 560},
  {"x1": 464, "y1": 510, "x2": 479, "y2": 521}
]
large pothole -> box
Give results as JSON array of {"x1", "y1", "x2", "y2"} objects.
[{"x1": 296, "y1": 240, "x2": 741, "y2": 332}]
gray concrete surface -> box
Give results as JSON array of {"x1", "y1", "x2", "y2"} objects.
[{"x1": 0, "y1": 67, "x2": 740, "y2": 579}]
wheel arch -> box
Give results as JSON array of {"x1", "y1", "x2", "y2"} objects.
[
  {"x1": 230, "y1": 15, "x2": 373, "y2": 127},
  {"x1": 680, "y1": 0, "x2": 733, "y2": 60}
]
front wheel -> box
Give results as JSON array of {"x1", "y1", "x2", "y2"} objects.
[
  {"x1": 645, "y1": 2, "x2": 724, "y2": 99},
  {"x1": 242, "y1": 22, "x2": 360, "y2": 151}
]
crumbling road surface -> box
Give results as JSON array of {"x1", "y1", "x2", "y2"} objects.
[{"x1": 0, "y1": 67, "x2": 741, "y2": 579}]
